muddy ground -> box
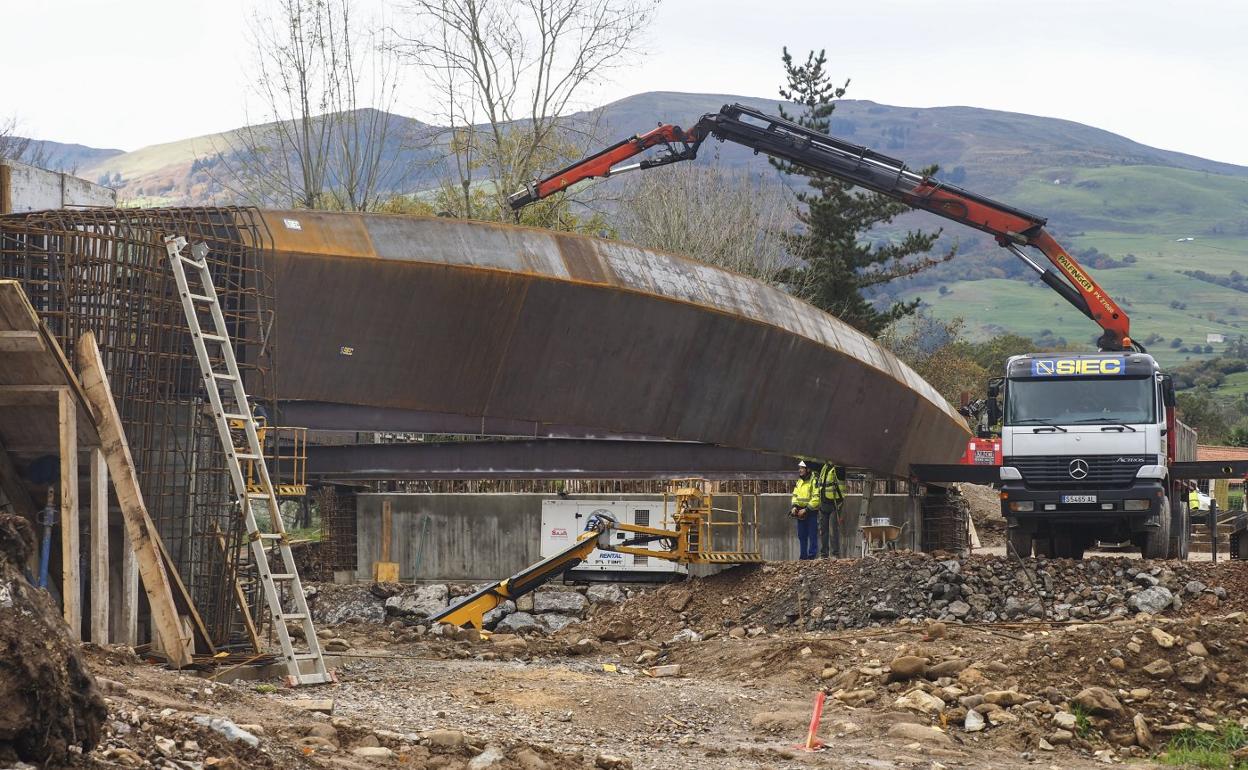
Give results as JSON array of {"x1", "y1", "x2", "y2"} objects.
[{"x1": 59, "y1": 555, "x2": 1248, "y2": 770}]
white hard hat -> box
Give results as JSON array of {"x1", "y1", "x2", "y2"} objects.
[{"x1": 797, "y1": 460, "x2": 807, "y2": 469}]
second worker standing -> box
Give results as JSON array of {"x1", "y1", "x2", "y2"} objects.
[{"x1": 790, "y1": 460, "x2": 847, "y2": 560}]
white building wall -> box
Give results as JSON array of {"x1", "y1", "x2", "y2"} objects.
[{"x1": 1, "y1": 159, "x2": 116, "y2": 213}]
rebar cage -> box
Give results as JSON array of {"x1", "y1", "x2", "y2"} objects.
[{"x1": 0, "y1": 206, "x2": 276, "y2": 648}]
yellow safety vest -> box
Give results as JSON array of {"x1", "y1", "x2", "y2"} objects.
[
  {"x1": 791, "y1": 476, "x2": 820, "y2": 510},
  {"x1": 817, "y1": 464, "x2": 847, "y2": 507},
  {"x1": 1189, "y1": 489, "x2": 1201, "y2": 512}
]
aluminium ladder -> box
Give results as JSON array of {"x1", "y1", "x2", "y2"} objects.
[{"x1": 164, "y1": 235, "x2": 333, "y2": 686}]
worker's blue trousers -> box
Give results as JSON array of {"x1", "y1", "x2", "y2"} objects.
[{"x1": 796, "y1": 510, "x2": 819, "y2": 560}]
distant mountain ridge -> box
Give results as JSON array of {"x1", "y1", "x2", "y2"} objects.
[
  {"x1": 68, "y1": 91, "x2": 1248, "y2": 208},
  {"x1": 8, "y1": 139, "x2": 124, "y2": 175}
]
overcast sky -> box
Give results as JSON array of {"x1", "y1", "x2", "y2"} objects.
[{"x1": 6, "y1": 0, "x2": 1247, "y2": 165}]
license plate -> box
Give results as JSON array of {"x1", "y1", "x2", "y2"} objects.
[{"x1": 1062, "y1": 495, "x2": 1097, "y2": 504}]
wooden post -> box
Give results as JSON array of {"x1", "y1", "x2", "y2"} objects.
[
  {"x1": 0, "y1": 164, "x2": 10, "y2": 215},
  {"x1": 381, "y1": 499, "x2": 392, "y2": 563},
  {"x1": 76, "y1": 332, "x2": 192, "y2": 668},
  {"x1": 59, "y1": 387, "x2": 80, "y2": 639},
  {"x1": 372, "y1": 499, "x2": 399, "y2": 582},
  {"x1": 113, "y1": 532, "x2": 138, "y2": 646},
  {"x1": 90, "y1": 448, "x2": 109, "y2": 643}
]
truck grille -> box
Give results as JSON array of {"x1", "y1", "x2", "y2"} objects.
[{"x1": 1009, "y1": 455, "x2": 1144, "y2": 489}]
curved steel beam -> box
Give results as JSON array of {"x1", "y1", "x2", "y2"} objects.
[
  {"x1": 305, "y1": 439, "x2": 794, "y2": 481},
  {"x1": 279, "y1": 400, "x2": 668, "y2": 441},
  {"x1": 262, "y1": 211, "x2": 969, "y2": 476}
]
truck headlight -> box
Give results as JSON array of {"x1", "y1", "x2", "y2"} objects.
[
  {"x1": 1124, "y1": 499, "x2": 1151, "y2": 511},
  {"x1": 1135, "y1": 465, "x2": 1166, "y2": 480},
  {"x1": 1009, "y1": 501, "x2": 1034, "y2": 512},
  {"x1": 1000, "y1": 466, "x2": 1022, "y2": 481}
]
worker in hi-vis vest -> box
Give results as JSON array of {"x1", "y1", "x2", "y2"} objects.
[
  {"x1": 1188, "y1": 484, "x2": 1203, "y2": 513},
  {"x1": 790, "y1": 461, "x2": 820, "y2": 560},
  {"x1": 816, "y1": 463, "x2": 847, "y2": 558}
]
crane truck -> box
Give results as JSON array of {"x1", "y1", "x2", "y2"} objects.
[{"x1": 508, "y1": 103, "x2": 1248, "y2": 559}]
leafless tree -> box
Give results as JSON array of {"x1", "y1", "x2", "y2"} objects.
[
  {"x1": 0, "y1": 114, "x2": 49, "y2": 168},
  {"x1": 615, "y1": 162, "x2": 801, "y2": 288},
  {"x1": 396, "y1": 0, "x2": 657, "y2": 220},
  {"x1": 211, "y1": 0, "x2": 407, "y2": 210}
]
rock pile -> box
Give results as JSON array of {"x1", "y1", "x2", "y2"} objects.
[
  {"x1": 310, "y1": 579, "x2": 632, "y2": 635},
  {"x1": 590, "y1": 553, "x2": 1233, "y2": 639},
  {"x1": 823, "y1": 553, "x2": 1227, "y2": 628}
]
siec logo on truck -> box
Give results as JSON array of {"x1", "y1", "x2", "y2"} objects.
[{"x1": 1030, "y1": 358, "x2": 1123, "y2": 376}]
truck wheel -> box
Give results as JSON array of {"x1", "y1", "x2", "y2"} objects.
[
  {"x1": 1008, "y1": 528, "x2": 1032, "y2": 558},
  {"x1": 1168, "y1": 498, "x2": 1190, "y2": 560},
  {"x1": 1070, "y1": 535, "x2": 1090, "y2": 561},
  {"x1": 1141, "y1": 497, "x2": 1171, "y2": 560},
  {"x1": 1051, "y1": 532, "x2": 1084, "y2": 559}
]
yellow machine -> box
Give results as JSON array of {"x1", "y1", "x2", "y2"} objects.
[{"x1": 431, "y1": 481, "x2": 761, "y2": 630}]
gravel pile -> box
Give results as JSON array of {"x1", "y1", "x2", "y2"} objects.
[
  {"x1": 309, "y1": 579, "x2": 634, "y2": 635},
  {"x1": 591, "y1": 553, "x2": 1237, "y2": 640},
  {"x1": 807, "y1": 552, "x2": 1228, "y2": 627}
]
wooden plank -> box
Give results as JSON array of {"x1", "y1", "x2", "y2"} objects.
[
  {"x1": 90, "y1": 448, "x2": 109, "y2": 643},
  {"x1": 76, "y1": 331, "x2": 192, "y2": 668},
  {"x1": 290, "y1": 699, "x2": 335, "y2": 714},
  {"x1": 0, "y1": 281, "x2": 38, "y2": 332},
  {"x1": 0, "y1": 331, "x2": 45, "y2": 353},
  {"x1": 0, "y1": 284, "x2": 101, "y2": 447},
  {"x1": 59, "y1": 387, "x2": 80, "y2": 640},
  {"x1": 152, "y1": 531, "x2": 217, "y2": 655},
  {"x1": 215, "y1": 524, "x2": 260, "y2": 654}
]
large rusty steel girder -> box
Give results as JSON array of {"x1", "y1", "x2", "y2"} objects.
[
  {"x1": 305, "y1": 439, "x2": 795, "y2": 481},
  {"x1": 261, "y1": 210, "x2": 970, "y2": 477}
]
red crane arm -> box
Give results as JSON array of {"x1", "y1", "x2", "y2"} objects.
[
  {"x1": 901, "y1": 181, "x2": 1131, "y2": 349},
  {"x1": 510, "y1": 103, "x2": 1136, "y2": 351},
  {"x1": 508, "y1": 124, "x2": 705, "y2": 209}
]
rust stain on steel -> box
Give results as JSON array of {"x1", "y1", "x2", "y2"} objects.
[{"x1": 260, "y1": 210, "x2": 969, "y2": 476}]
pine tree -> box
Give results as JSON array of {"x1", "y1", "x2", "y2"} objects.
[{"x1": 773, "y1": 48, "x2": 952, "y2": 337}]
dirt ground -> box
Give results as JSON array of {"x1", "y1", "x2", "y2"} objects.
[
  {"x1": 960, "y1": 483, "x2": 1006, "y2": 548},
  {"x1": 66, "y1": 557, "x2": 1248, "y2": 770}
]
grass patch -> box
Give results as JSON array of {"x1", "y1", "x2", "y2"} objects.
[
  {"x1": 1219, "y1": 371, "x2": 1248, "y2": 398},
  {"x1": 1070, "y1": 703, "x2": 1093, "y2": 739},
  {"x1": 286, "y1": 526, "x2": 323, "y2": 542},
  {"x1": 1162, "y1": 723, "x2": 1248, "y2": 769}
]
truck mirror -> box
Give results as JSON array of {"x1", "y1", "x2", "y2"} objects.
[
  {"x1": 985, "y1": 378, "x2": 1003, "y2": 433},
  {"x1": 1160, "y1": 374, "x2": 1177, "y2": 407}
]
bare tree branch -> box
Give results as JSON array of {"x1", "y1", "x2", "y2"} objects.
[
  {"x1": 396, "y1": 0, "x2": 656, "y2": 220},
  {"x1": 615, "y1": 162, "x2": 802, "y2": 288},
  {"x1": 208, "y1": 0, "x2": 413, "y2": 210},
  {"x1": 0, "y1": 114, "x2": 49, "y2": 168}
]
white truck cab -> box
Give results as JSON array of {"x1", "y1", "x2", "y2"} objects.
[{"x1": 996, "y1": 352, "x2": 1190, "y2": 559}]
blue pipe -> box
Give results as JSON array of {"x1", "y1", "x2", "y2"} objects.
[{"x1": 36, "y1": 504, "x2": 55, "y2": 590}]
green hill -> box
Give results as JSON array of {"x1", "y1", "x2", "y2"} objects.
[{"x1": 889, "y1": 163, "x2": 1248, "y2": 371}]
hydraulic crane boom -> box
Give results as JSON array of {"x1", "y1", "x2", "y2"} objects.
[{"x1": 509, "y1": 104, "x2": 1136, "y2": 351}]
